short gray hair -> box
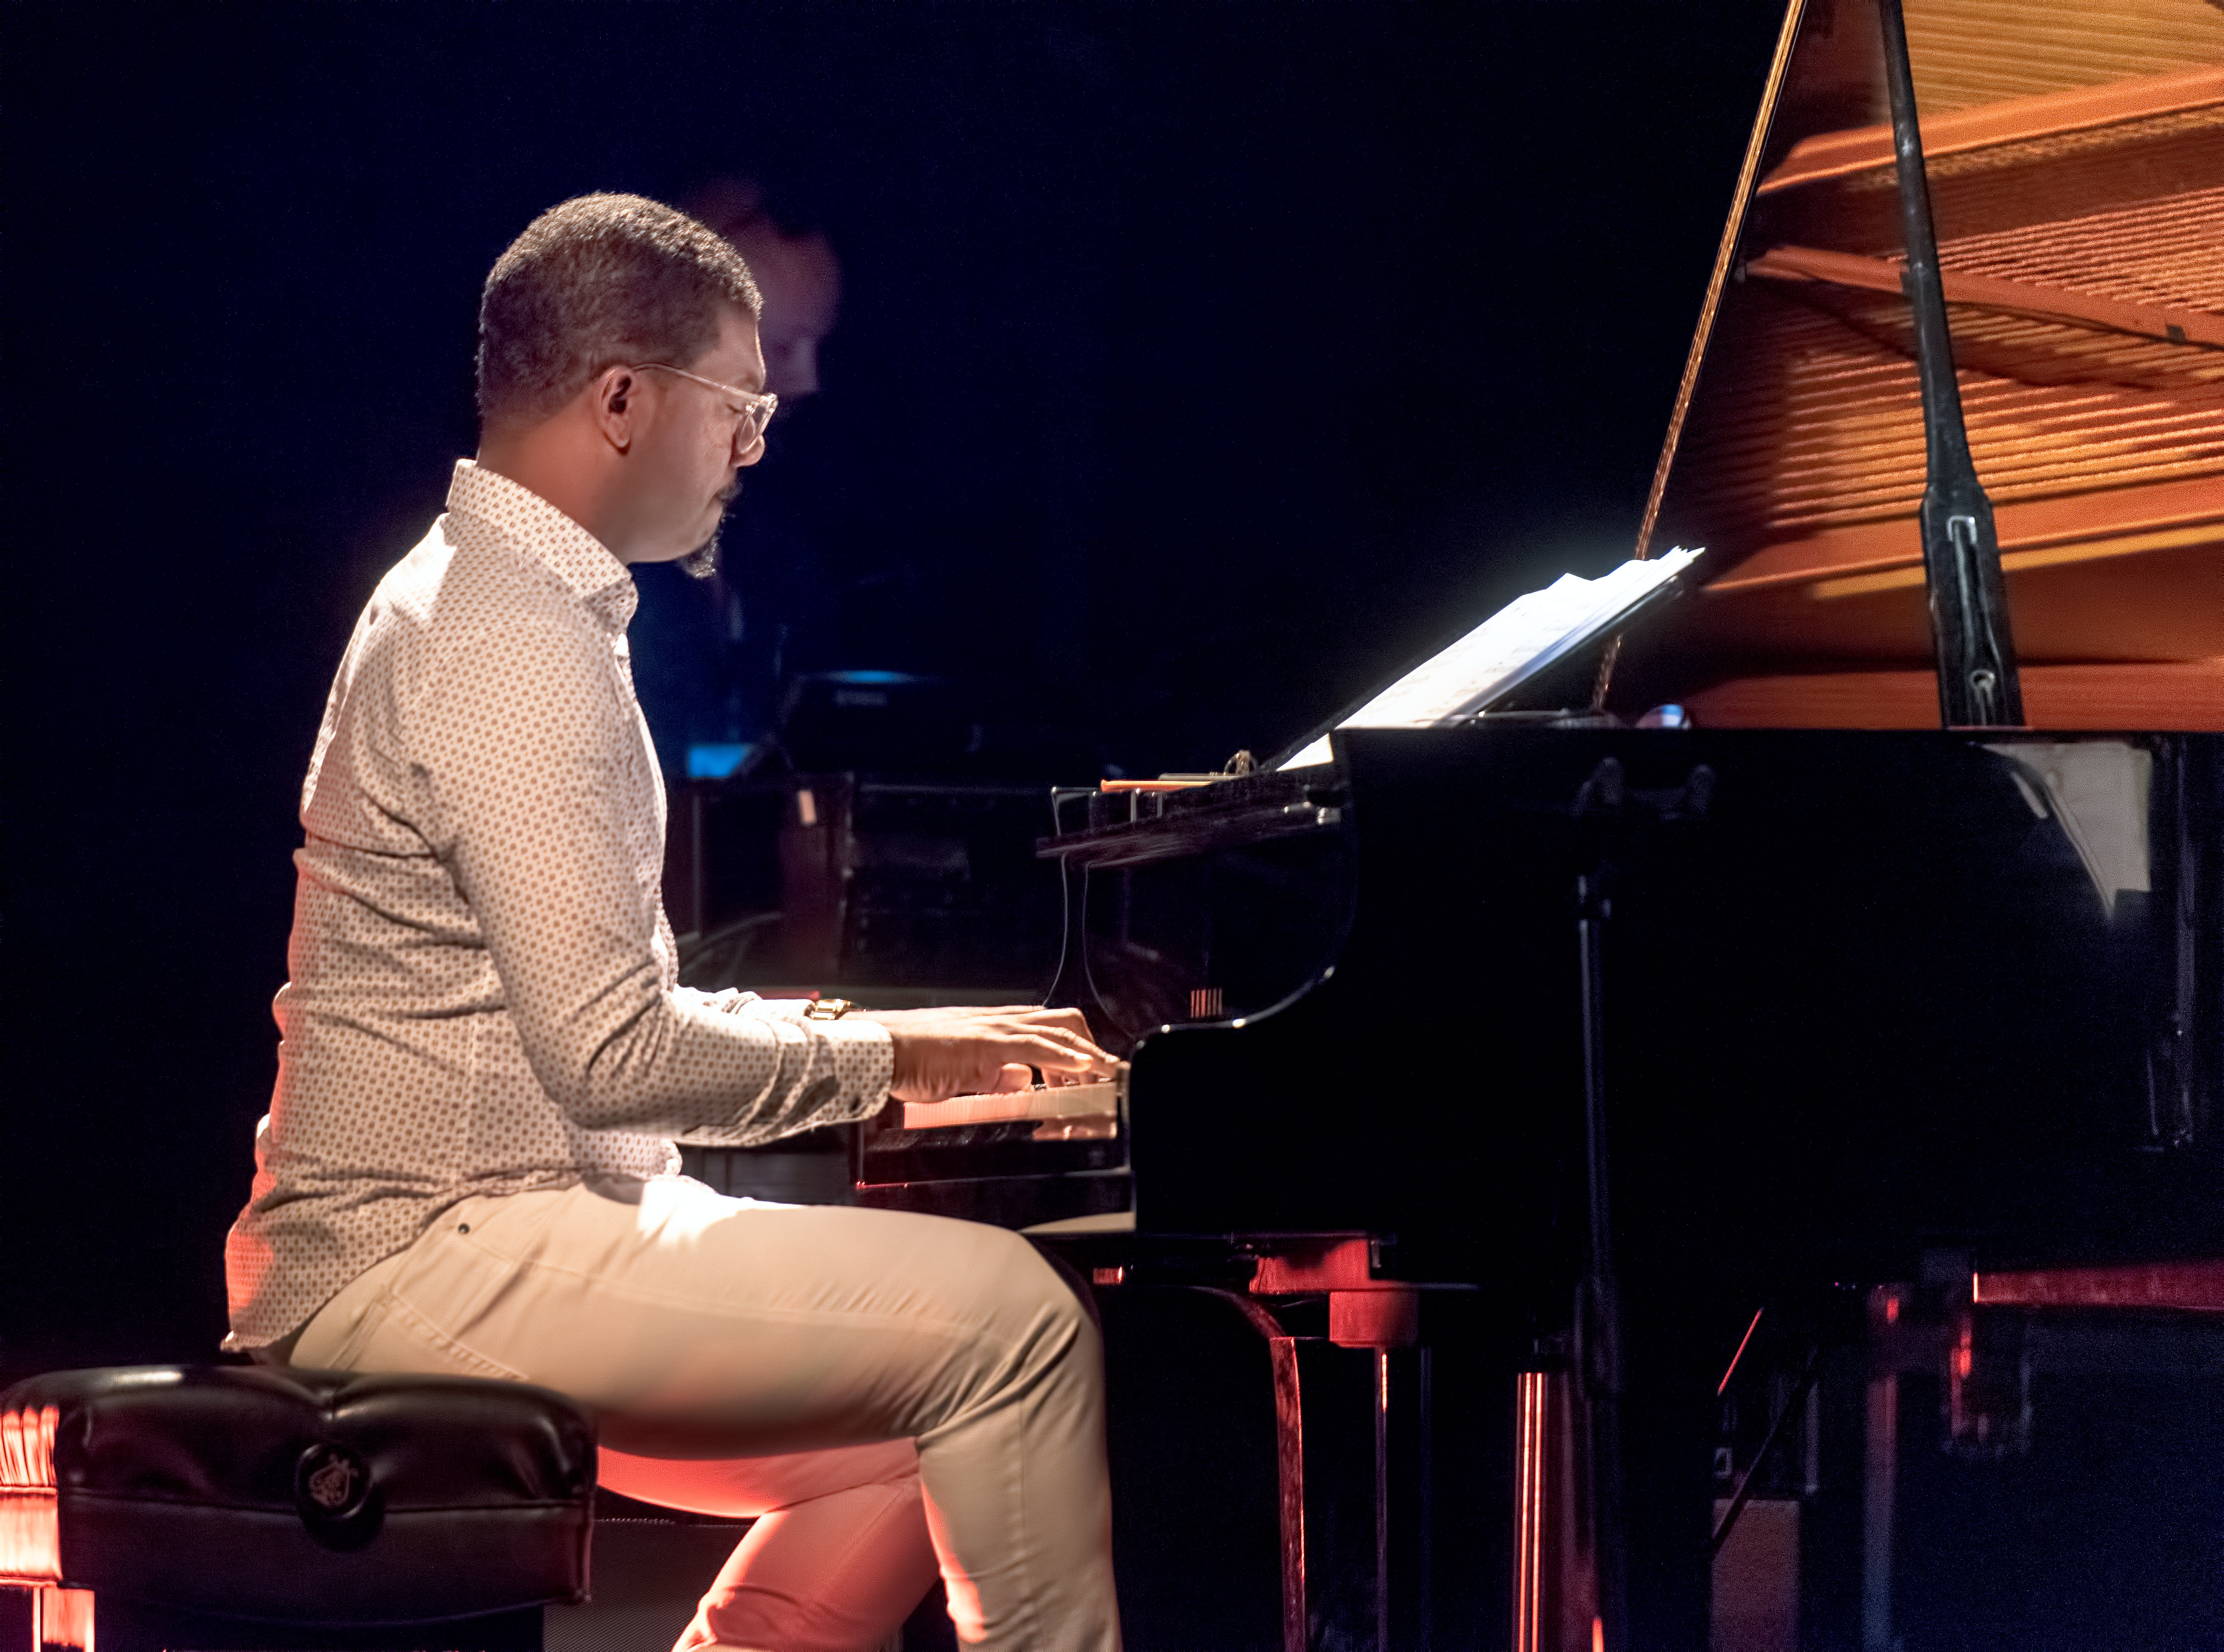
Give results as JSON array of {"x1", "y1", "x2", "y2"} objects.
[{"x1": 476, "y1": 193, "x2": 762, "y2": 426}]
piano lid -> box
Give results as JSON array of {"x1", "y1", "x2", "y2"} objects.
[{"x1": 1605, "y1": 0, "x2": 2224, "y2": 730}]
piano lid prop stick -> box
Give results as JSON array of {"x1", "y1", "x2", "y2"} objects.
[
  {"x1": 1592, "y1": 0, "x2": 1811, "y2": 712},
  {"x1": 1876, "y1": 0, "x2": 2025, "y2": 730}
]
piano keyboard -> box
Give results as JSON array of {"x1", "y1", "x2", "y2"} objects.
[{"x1": 902, "y1": 1078, "x2": 1123, "y2": 1132}]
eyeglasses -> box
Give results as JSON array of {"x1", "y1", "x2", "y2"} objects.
[{"x1": 628, "y1": 363, "x2": 779, "y2": 449}]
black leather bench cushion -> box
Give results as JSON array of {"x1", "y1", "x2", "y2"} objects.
[{"x1": 1, "y1": 1366, "x2": 594, "y2": 1625}]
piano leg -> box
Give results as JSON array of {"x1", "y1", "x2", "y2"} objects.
[
  {"x1": 1417, "y1": 1346, "x2": 1434, "y2": 1652},
  {"x1": 1577, "y1": 859, "x2": 1631, "y2": 1652},
  {"x1": 1863, "y1": 1295, "x2": 1901, "y2": 1652},
  {"x1": 1200, "y1": 1288, "x2": 1309, "y2": 1652},
  {"x1": 1373, "y1": 1350, "x2": 1391, "y2": 1652},
  {"x1": 1274, "y1": 1332, "x2": 1308, "y2": 1652},
  {"x1": 1196, "y1": 1276, "x2": 1433, "y2": 1651},
  {"x1": 1512, "y1": 1370, "x2": 1549, "y2": 1652}
]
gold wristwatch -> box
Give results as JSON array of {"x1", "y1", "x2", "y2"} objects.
[{"x1": 802, "y1": 998, "x2": 856, "y2": 1020}]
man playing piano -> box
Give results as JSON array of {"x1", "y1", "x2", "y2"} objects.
[{"x1": 222, "y1": 193, "x2": 1122, "y2": 1652}]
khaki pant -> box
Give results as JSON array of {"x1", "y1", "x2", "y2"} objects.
[{"x1": 291, "y1": 1176, "x2": 1120, "y2": 1652}]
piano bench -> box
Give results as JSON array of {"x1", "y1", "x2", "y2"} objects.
[{"x1": 0, "y1": 1364, "x2": 596, "y2": 1652}]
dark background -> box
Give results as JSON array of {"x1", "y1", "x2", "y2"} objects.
[{"x1": 3, "y1": 0, "x2": 1785, "y2": 1376}]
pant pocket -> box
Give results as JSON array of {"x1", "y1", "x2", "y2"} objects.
[
  {"x1": 358, "y1": 1288, "x2": 532, "y2": 1382},
  {"x1": 294, "y1": 1278, "x2": 399, "y2": 1371}
]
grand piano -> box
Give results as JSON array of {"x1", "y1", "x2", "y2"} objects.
[{"x1": 855, "y1": 2, "x2": 2223, "y2": 1646}]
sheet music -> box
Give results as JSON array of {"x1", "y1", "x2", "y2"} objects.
[{"x1": 1280, "y1": 548, "x2": 1701, "y2": 769}]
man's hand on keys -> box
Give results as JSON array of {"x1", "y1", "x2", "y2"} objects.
[{"x1": 862, "y1": 1006, "x2": 1115, "y2": 1103}]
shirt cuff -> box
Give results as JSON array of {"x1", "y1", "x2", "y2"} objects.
[
  {"x1": 816, "y1": 1016, "x2": 895, "y2": 1114},
  {"x1": 745, "y1": 996, "x2": 817, "y2": 1019},
  {"x1": 676, "y1": 985, "x2": 750, "y2": 1015}
]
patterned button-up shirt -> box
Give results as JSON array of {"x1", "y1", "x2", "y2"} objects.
[{"x1": 224, "y1": 461, "x2": 891, "y2": 1348}]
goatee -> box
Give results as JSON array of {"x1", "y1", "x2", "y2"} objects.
[
  {"x1": 681, "y1": 481, "x2": 739, "y2": 580},
  {"x1": 680, "y1": 522, "x2": 722, "y2": 580}
]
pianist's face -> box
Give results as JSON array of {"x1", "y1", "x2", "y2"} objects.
[{"x1": 623, "y1": 303, "x2": 769, "y2": 575}]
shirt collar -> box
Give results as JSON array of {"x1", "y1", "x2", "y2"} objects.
[{"x1": 443, "y1": 459, "x2": 639, "y2": 632}]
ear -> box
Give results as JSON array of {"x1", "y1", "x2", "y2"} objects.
[{"x1": 588, "y1": 365, "x2": 642, "y2": 454}]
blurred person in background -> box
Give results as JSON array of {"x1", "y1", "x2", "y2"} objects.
[{"x1": 630, "y1": 179, "x2": 844, "y2": 779}]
